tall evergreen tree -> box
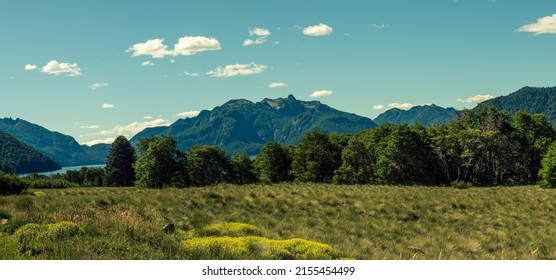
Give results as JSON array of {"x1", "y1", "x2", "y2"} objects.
[{"x1": 105, "y1": 136, "x2": 136, "y2": 186}]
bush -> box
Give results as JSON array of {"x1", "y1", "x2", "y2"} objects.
[
  {"x1": 0, "y1": 209, "x2": 11, "y2": 219},
  {"x1": 193, "y1": 222, "x2": 261, "y2": 237},
  {"x1": 13, "y1": 221, "x2": 83, "y2": 257},
  {"x1": 0, "y1": 171, "x2": 27, "y2": 195},
  {"x1": 179, "y1": 236, "x2": 344, "y2": 260},
  {"x1": 452, "y1": 180, "x2": 473, "y2": 189},
  {"x1": 539, "y1": 141, "x2": 556, "y2": 188},
  {"x1": 23, "y1": 178, "x2": 79, "y2": 189}
]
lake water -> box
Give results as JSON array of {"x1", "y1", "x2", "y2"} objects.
[{"x1": 19, "y1": 164, "x2": 106, "y2": 177}]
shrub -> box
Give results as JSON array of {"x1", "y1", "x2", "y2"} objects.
[
  {"x1": 0, "y1": 235, "x2": 23, "y2": 259},
  {"x1": 0, "y1": 209, "x2": 11, "y2": 219},
  {"x1": 24, "y1": 178, "x2": 79, "y2": 189},
  {"x1": 179, "y1": 236, "x2": 344, "y2": 260},
  {"x1": 452, "y1": 180, "x2": 473, "y2": 189},
  {"x1": 13, "y1": 221, "x2": 83, "y2": 257},
  {"x1": 0, "y1": 171, "x2": 27, "y2": 195},
  {"x1": 194, "y1": 222, "x2": 262, "y2": 237},
  {"x1": 14, "y1": 196, "x2": 34, "y2": 210},
  {"x1": 539, "y1": 141, "x2": 556, "y2": 188}
]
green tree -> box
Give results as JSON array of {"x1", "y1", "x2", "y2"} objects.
[
  {"x1": 253, "y1": 142, "x2": 293, "y2": 183},
  {"x1": 105, "y1": 136, "x2": 136, "y2": 186},
  {"x1": 134, "y1": 136, "x2": 179, "y2": 188},
  {"x1": 231, "y1": 152, "x2": 258, "y2": 185},
  {"x1": 333, "y1": 136, "x2": 375, "y2": 184},
  {"x1": 291, "y1": 130, "x2": 341, "y2": 183},
  {"x1": 513, "y1": 111, "x2": 555, "y2": 183},
  {"x1": 539, "y1": 140, "x2": 556, "y2": 188},
  {"x1": 186, "y1": 145, "x2": 233, "y2": 186}
]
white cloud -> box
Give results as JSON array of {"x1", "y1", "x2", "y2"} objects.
[
  {"x1": 95, "y1": 118, "x2": 171, "y2": 139},
  {"x1": 173, "y1": 36, "x2": 221, "y2": 56},
  {"x1": 144, "y1": 116, "x2": 153, "y2": 119},
  {"x1": 249, "y1": 27, "x2": 271, "y2": 36},
  {"x1": 24, "y1": 64, "x2": 37, "y2": 70},
  {"x1": 42, "y1": 60, "x2": 82, "y2": 76},
  {"x1": 268, "y1": 82, "x2": 288, "y2": 88},
  {"x1": 244, "y1": 27, "x2": 271, "y2": 46},
  {"x1": 79, "y1": 124, "x2": 100, "y2": 129},
  {"x1": 303, "y1": 23, "x2": 333, "y2": 36},
  {"x1": 243, "y1": 37, "x2": 267, "y2": 46},
  {"x1": 101, "y1": 103, "x2": 114, "y2": 109},
  {"x1": 372, "y1": 23, "x2": 388, "y2": 30},
  {"x1": 372, "y1": 104, "x2": 385, "y2": 110},
  {"x1": 310, "y1": 90, "x2": 333, "y2": 98},
  {"x1": 169, "y1": 59, "x2": 175, "y2": 63},
  {"x1": 184, "y1": 71, "x2": 200, "y2": 77},
  {"x1": 176, "y1": 110, "x2": 200, "y2": 118},
  {"x1": 141, "y1": 61, "x2": 154, "y2": 66},
  {"x1": 516, "y1": 14, "x2": 556, "y2": 35},
  {"x1": 388, "y1": 103, "x2": 414, "y2": 110},
  {"x1": 207, "y1": 62, "x2": 267, "y2": 78},
  {"x1": 88, "y1": 82, "x2": 109, "y2": 90},
  {"x1": 83, "y1": 137, "x2": 116, "y2": 146},
  {"x1": 126, "y1": 38, "x2": 171, "y2": 58},
  {"x1": 457, "y1": 94, "x2": 495, "y2": 103}
]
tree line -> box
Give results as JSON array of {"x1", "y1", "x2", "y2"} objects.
[
  {"x1": 102, "y1": 105, "x2": 556, "y2": 188},
  {"x1": 3, "y1": 105, "x2": 556, "y2": 195}
]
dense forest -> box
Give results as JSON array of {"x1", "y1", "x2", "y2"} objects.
[
  {"x1": 3, "y1": 105, "x2": 556, "y2": 195},
  {"x1": 0, "y1": 131, "x2": 60, "y2": 174}
]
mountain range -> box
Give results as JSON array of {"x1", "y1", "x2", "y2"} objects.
[
  {"x1": 131, "y1": 95, "x2": 376, "y2": 155},
  {"x1": 2, "y1": 86, "x2": 555, "y2": 169},
  {"x1": 0, "y1": 118, "x2": 110, "y2": 167}
]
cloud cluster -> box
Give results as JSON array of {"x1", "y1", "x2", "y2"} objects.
[
  {"x1": 141, "y1": 61, "x2": 154, "y2": 66},
  {"x1": 207, "y1": 63, "x2": 267, "y2": 78},
  {"x1": 93, "y1": 118, "x2": 171, "y2": 140},
  {"x1": 516, "y1": 14, "x2": 556, "y2": 35},
  {"x1": 303, "y1": 23, "x2": 333, "y2": 36},
  {"x1": 175, "y1": 110, "x2": 200, "y2": 118},
  {"x1": 372, "y1": 103, "x2": 415, "y2": 110},
  {"x1": 24, "y1": 64, "x2": 37, "y2": 70},
  {"x1": 79, "y1": 124, "x2": 100, "y2": 129},
  {"x1": 89, "y1": 82, "x2": 108, "y2": 90},
  {"x1": 268, "y1": 82, "x2": 288, "y2": 88},
  {"x1": 457, "y1": 94, "x2": 494, "y2": 103},
  {"x1": 101, "y1": 103, "x2": 114, "y2": 109},
  {"x1": 310, "y1": 90, "x2": 333, "y2": 98},
  {"x1": 127, "y1": 36, "x2": 221, "y2": 59},
  {"x1": 41, "y1": 60, "x2": 82, "y2": 76},
  {"x1": 244, "y1": 27, "x2": 271, "y2": 46},
  {"x1": 84, "y1": 137, "x2": 116, "y2": 146}
]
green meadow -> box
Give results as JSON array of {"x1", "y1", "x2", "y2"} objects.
[{"x1": 1, "y1": 184, "x2": 556, "y2": 260}]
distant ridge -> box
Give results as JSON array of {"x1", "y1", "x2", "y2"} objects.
[
  {"x1": 131, "y1": 95, "x2": 376, "y2": 154},
  {"x1": 480, "y1": 86, "x2": 556, "y2": 123},
  {"x1": 0, "y1": 130, "x2": 60, "y2": 174},
  {"x1": 374, "y1": 104, "x2": 458, "y2": 127},
  {"x1": 0, "y1": 118, "x2": 109, "y2": 167}
]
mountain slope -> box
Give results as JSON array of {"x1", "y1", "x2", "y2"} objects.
[
  {"x1": 480, "y1": 86, "x2": 556, "y2": 123},
  {"x1": 0, "y1": 118, "x2": 109, "y2": 167},
  {"x1": 0, "y1": 130, "x2": 61, "y2": 174},
  {"x1": 131, "y1": 95, "x2": 376, "y2": 154},
  {"x1": 374, "y1": 104, "x2": 458, "y2": 127}
]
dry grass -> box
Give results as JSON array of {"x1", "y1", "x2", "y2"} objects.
[{"x1": 1, "y1": 184, "x2": 556, "y2": 259}]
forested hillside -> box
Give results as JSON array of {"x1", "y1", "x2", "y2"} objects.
[
  {"x1": 480, "y1": 86, "x2": 556, "y2": 123},
  {"x1": 0, "y1": 118, "x2": 109, "y2": 166},
  {"x1": 374, "y1": 104, "x2": 457, "y2": 127},
  {"x1": 0, "y1": 130, "x2": 60, "y2": 174},
  {"x1": 131, "y1": 95, "x2": 376, "y2": 155}
]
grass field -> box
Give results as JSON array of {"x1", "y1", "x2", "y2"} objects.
[{"x1": 1, "y1": 184, "x2": 556, "y2": 260}]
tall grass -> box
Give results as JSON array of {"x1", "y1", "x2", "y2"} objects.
[{"x1": 1, "y1": 184, "x2": 555, "y2": 259}]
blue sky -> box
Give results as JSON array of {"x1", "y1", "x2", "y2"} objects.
[{"x1": 1, "y1": 0, "x2": 555, "y2": 145}]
